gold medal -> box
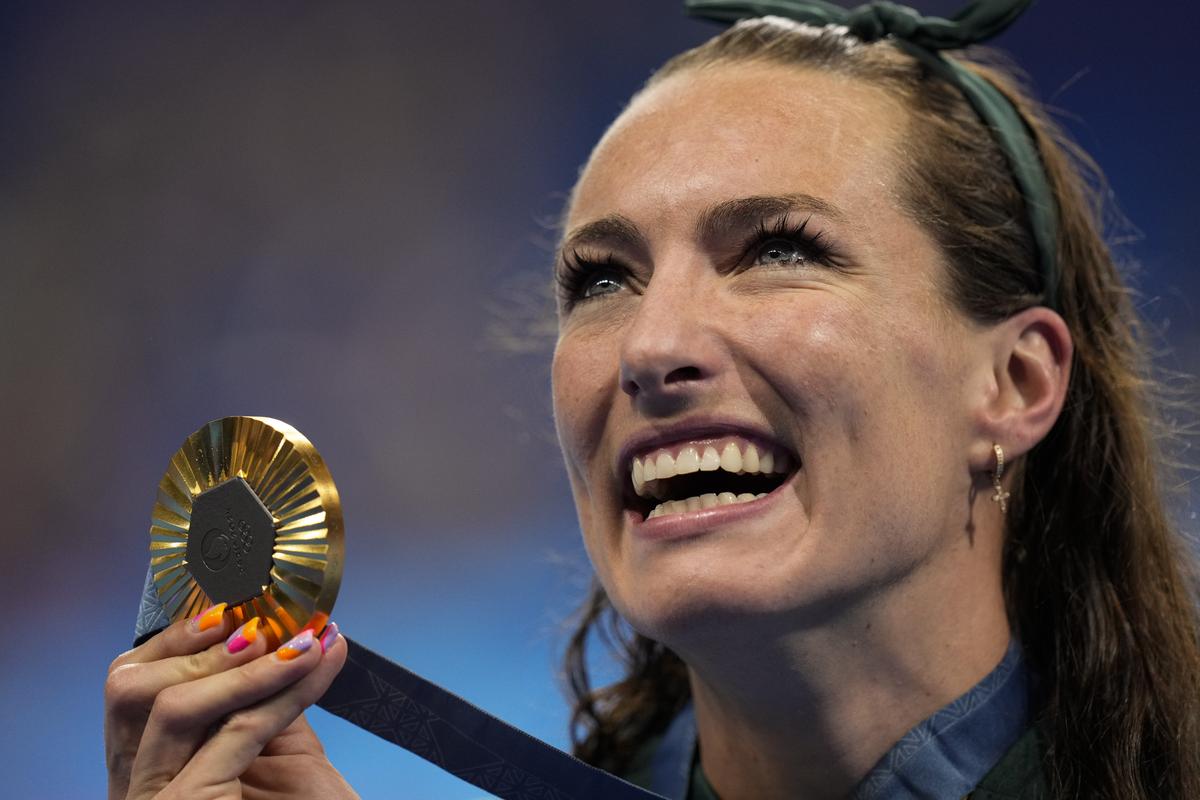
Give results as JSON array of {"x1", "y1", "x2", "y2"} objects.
[{"x1": 148, "y1": 417, "x2": 343, "y2": 646}]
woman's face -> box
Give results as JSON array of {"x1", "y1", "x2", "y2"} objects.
[{"x1": 552, "y1": 63, "x2": 993, "y2": 645}]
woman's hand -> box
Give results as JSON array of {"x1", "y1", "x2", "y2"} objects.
[{"x1": 105, "y1": 606, "x2": 355, "y2": 799}]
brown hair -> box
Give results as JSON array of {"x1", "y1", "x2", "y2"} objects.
[{"x1": 562, "y1": 18, "x2": 1200, "y2": 798}]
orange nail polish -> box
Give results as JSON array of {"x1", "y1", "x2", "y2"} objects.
[
  {"x1": 193, "y1": 602, "x2": 228, "y2": 632},
  {"x1": 226, "y1": 617, "x2": 261, "y2": 653},
  {"x1": 276, "y1": 629, "x2": 315, "y2": 661}
]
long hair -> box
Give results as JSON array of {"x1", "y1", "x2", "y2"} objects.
[{"x1": 561, "y1": 18, "x2": 1200, "y2": 799}]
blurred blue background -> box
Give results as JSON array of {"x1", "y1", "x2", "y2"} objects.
[{"x1": 1, "y1": 1, "x2": 1197, "y2": 797}]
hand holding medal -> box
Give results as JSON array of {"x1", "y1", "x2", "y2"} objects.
[
  {"x1": 117, "y1": 417, "x2": 662, "y2": 800},
  {"x1": 106, "y1": 417, "x2": 354, "y2": 800}
]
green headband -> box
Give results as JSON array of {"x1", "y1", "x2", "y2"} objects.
[{"x1": 684, "y1": 0, "x2": 1060, "y2": 309}]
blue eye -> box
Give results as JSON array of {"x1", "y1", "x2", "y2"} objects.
[
  {"x1": 740, "y1": 215, "x2": 841, "y2": 272},
  {"x1": 556, "y1": 251, "x2": 630, "y2": 311},
  {"x1": 581, "y1": 271, "x2": 624, "y2": 299}
]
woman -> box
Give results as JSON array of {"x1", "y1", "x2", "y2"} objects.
[{"x1": 105, "y1": 6, "x2": 1200, "y2": 800}]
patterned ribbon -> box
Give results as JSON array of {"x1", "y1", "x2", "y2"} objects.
[
  {"x1": 133, "y1": 565, "x2": 664, "y2": 800},
  {"x1": 684, "y1": 0, "x2": 1060, "y2": 309},
  {"x1": 316, "y1": 637, "x2": 665, "y2": 799}
]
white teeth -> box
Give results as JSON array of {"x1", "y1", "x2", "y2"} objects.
[
  {"x1": 647, "y1": 490, "x2": 765, "y2": 519},
  {"x1": 743, "y1": 444, "x2": 760, "y2": 473},
  {"x1": 675, "y1": 446, "x2": 700, "y2": 475},
  {"x1": 719, "y1": 443, "x2": 742, "y2": 473},
  {"x1": 632, "y1": 441, "x2": 797, "y2": 500},
  {"x1": 656, "y1": 452, "x2": 676, "y2": 481}
]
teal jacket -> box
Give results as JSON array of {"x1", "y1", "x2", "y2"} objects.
[
  {"x1": 622, "y1": 641, "x2": 1043, "y2": 799},
  {"x1": 627, "y1": 726, "x2": 1046, "y2": 799}
]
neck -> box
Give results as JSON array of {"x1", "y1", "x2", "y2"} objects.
[{"x1": 681, "y1": 548, "x2": 1010, "y2": 800}]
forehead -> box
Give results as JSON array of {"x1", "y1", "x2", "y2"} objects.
[{"x1": 568, "y1": 62, "x2": 910, "y2": 232}]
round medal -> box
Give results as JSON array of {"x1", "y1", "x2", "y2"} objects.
[{"x1": 148, "y1": 416, "x2": 343, "y2": 646}]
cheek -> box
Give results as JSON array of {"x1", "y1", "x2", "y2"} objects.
[
  {"x1": 742, "y1": 297, "x2": 873, "y2": 428},
  {"x1": 749, "y1": 296, "x2": 965, "y2": 517},
  {"x1": 551, "y1": 329, "x2": 617, "y2": 486}
]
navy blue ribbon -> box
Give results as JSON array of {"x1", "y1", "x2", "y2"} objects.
[
  {"x1": 132, "y1": 566, "x2": 663, "y2": 800},
  {"x1": 317, "y1": 637, "x2": 664, "y2": 799}
]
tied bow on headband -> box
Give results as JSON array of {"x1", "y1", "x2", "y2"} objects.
[
  {"x1": 684, "y1": 0, "x2": 1060, "y2": 310},
  {"x1": 684, "y1": 0, "x2": 1031, "y2": 49}
]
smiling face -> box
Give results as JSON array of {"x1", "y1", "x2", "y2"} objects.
[{"x1": 552, "y1": 62, "x2": 997, "y2": 648}]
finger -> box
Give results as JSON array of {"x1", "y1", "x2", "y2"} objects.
[
  {"x1": 127, "y1": 628, "x2": 340, "y2": 793},
  {"x1": 109, "y1": 602, "x2": 234, "y2": 673},
  {"x1": 176, "y1": 632, "x2": 348, "y2": 789},
  {"x1": 105, "y1": 605, "x2": 251, "y2": 800},
  {"x1": 106, "y1": 614, "x2": 269, "y2": 727},
  {"x1": 261, "y1": 712, "x2": 324, "y2": 757},
  {"x1": 107, "y1": 615, "x2": 271, "y2": 756}
]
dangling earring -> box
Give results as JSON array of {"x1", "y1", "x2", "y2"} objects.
[{"x1": 991, "y1": 444, "x2": 1010, "y2": 514}]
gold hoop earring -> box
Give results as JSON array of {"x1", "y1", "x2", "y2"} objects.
[{"x1": 991, "y1": 444, "x2": 1010, "y2": 514}]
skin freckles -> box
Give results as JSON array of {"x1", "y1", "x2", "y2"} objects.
[
  {"x1": 553, "y1": 63, "x2": 992, "y2": 640},
  {"x1": 551, "y1": 62, "x2": 1015, "y2": 799}
]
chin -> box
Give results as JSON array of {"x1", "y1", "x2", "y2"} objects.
[
  {"x1": 604, "y1": 533, "x2": 898, "y2": 653},
  {"x1": 605, "y1": 560, "x2": 810, "y2": 649}
]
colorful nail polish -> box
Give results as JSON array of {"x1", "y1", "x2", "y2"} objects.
[
  {"x1": 226, "y1": 617, "x2": 261, "y2": 653},
  {"x1": 276, "y1": 629, "x2": 315, "y2": 661},
  {"x1": 319, "y1": 621, "x2": 339, "y2": 654},
  {"x1": 192, "y1": 602, "x2": 227, "y2": 632}
]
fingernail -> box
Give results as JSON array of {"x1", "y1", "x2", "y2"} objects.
[
  {"x1": 226, "y1": 617, "x2": 261, "y2": 653},
  {"x1": 192, "y1": 602, "x2": 227, "y2": 632},
  {"x1": 276, "y1": 629, "x2": 315, "y2": 661},
  {"x1": 319, "y1": 621, "x2": 339, "y2": 654}
]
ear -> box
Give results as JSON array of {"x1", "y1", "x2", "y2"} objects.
[{"x1": 970, "y1": 306, "x2": 1073, "y2": 471}]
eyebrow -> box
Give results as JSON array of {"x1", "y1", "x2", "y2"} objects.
[
  {"x1": 557, "y1": 193, "x2": 845, "y2": 259},
  {"x1": 557, "y1": 215, "x2": 648, "y2": 262},
  {"x1": 697, "y1": 193, "x2": 845, "y2": 244}
]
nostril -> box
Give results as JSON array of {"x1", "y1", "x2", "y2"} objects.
[
  {"x1": 622, "y1": 365, "x2": 703, "y2": 397},
  {"x1": 622, "y1": 364, "x2": 704, "y2": 398},
  {"x1": 664, "y1": 365, "x2": 702, "y2": 385}
]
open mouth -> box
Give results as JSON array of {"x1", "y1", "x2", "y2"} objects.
[{"x1": 624, "y1": 436, "x2": 798, "y2": 521}]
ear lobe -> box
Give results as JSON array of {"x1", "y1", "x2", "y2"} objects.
[{"x1": 975, "y1": 307, "x2": 1073, "y2": 462}]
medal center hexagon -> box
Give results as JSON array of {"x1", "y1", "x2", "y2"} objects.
[{"x1": 186, "y1": 477, "x2": 276, "y2": 606}]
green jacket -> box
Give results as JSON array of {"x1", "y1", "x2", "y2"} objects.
[{"x1": 966, "y1": 726, "x2": 1046, "y2": 800}]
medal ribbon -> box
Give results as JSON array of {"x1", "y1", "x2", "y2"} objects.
[{"x1": 133, "y1": 567, "x2": 665, "y2": 800}]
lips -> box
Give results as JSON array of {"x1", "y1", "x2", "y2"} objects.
[{"x1": 618, "y1": 424, "x2": 800, "y2": 522}]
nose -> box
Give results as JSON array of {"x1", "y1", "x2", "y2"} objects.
[{"x1": 619, "y1": 271, "x2": 719, "y2": 415}]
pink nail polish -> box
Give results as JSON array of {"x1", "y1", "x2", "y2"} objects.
[
  {"x1": 276, "y1": 629, "x2": 315, "y2": 661},
  {"x1": 320, "y1": 621, "x2": 340, "y2": 653},
  {"x1": 226, "y1": 617, "x2": 261, "y2": 654}
]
